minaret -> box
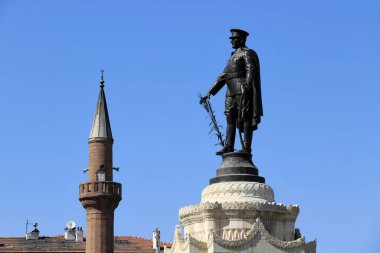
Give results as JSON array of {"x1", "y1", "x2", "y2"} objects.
[{"x1": 79, "y1": 71, "x2": 122, "y2": 253}]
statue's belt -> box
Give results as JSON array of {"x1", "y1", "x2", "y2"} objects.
[{"x1": 227, "y1": 71, "x2": 246, "y2": 80}]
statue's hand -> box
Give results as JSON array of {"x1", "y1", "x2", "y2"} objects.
[{"x1": 199, "y1": 92, "x2": 211, "y2": 104}]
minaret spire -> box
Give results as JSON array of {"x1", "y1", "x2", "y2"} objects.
[{"x1": 89, "y1": 70, "x2": 113, "y2": 141}]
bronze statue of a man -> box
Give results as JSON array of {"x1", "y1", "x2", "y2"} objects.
[{"x1": 201, "y1": 29, "x2": 263, "y2": 155}]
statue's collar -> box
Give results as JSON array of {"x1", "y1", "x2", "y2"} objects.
[{"x1": 232, "y1": 46, "x2": 247, "y2": 54}]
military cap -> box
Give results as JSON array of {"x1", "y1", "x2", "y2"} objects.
[{"x1": 229, "y1": 28, "x2": 249, "y2": 38}]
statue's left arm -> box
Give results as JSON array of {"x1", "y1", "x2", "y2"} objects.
[
  {"x1": 242, "y1": 49, "x2": 257, "y2": 92},
  {"x1": 243, "y1": 49, "x2": 263, "y2": 123}
]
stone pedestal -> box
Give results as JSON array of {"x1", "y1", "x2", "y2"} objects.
[{"x1": 165, "y1": 153, "x2": 316, "y2": 253}]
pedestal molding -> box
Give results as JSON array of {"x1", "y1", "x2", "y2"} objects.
[
  {"x1": 179, "y1": 201, "x2": 299, "y2": 219},
  {"x1": 202, "y1": 181, "x2": 275, "y2": 203},
  {"x1": 212, "y1": 218, "x2": 308, "y2": 250}
]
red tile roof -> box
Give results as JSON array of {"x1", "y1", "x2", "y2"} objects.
[{"x1": 0, "y1": 236, "x2": 171, "y2": 253}]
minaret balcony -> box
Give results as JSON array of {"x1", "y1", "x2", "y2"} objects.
[{"x1": 79, "y1": 181, "x2": 122, "y2": 209}]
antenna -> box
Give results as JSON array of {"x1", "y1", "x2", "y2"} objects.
[
  {"x1": 66, "y1": 220, "x2": 76, "y2": 230},
  {"x1": 26, "y1": 219, "x2": 31, "y2": 234}
]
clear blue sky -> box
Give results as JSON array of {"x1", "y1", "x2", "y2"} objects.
[{"x1": 1, "y1": 1, "x2": 379, "y2": 253}]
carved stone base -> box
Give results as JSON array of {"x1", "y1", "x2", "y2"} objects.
[
  {"x1": 166, "y1": 170, "x2": 316, "y2": 253},
  {"x1": 179, "y1": 181, "x2": 299, "y2": 243},
  {"x1": 165, "y1": 218, "x2": 316, "y2": 253},
  {"x1": 209, "y1": 152, "x2": 265, "y2": 184}
]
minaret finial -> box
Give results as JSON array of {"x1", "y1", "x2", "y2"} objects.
[{"x1": 100, "y1": 69, "x2": 105, "y2": 88}]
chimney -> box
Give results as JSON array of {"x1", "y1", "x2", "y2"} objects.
[
  {"x1": 64, "y1": 221, "x2": 77, "y2": 241},
  {"x1": 153, "y1": 228, "x2": 160, "y2": 253},
  {"x1": 75, "y1": 227, "x2": 84, "y2": 242},
  {"x1": 26, "y1": 223, "x2": 39, "y2": 240}
]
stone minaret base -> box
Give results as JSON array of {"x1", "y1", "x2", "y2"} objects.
[{"x1": 79, "y1": 182, "x2": 121, "y2": 253}]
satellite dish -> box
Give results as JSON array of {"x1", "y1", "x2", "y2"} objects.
[{"x1": 66, "y1": 220, "x2": 76, "y2": 229}]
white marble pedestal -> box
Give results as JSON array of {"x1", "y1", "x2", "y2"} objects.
[{"x1": 165, "y1": 154, "x2": 316, "y2": 253}]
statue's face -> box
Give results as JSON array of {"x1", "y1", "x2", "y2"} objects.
[{"x1": 230, "y1": 37, "x2": 244, "y2": 49}]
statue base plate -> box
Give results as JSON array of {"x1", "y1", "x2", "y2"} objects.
[{"x1": 209, "y1": 152, "x2": 265, "y2": 184}]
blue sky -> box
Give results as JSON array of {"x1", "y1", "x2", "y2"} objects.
[{"x1": 1, "y1": 1, "x2": 379, "y2": 253}]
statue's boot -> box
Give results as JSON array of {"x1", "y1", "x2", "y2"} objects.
[
  {"x1": 216, "y1": 125, "x2": 235, "y2": 155},
  {"x1": 242, "y1": 121, "x2": 252, "y2": 154}
]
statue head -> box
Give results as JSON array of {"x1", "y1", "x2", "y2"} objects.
[{"x1": 229, "y1": 29, "x2": 249, "y2": 49}]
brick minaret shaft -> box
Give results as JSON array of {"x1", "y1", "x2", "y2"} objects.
[{"x1": 79, "y1": 72, "x2": 122, "y2": 253}]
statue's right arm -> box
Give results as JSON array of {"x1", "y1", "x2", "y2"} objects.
[
  {"x1": 208, "y1": 71, "x2": 226, "y2": 96},
  {"x1": 200, "y1": 67, "x2": 227, "y2": 104}
]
